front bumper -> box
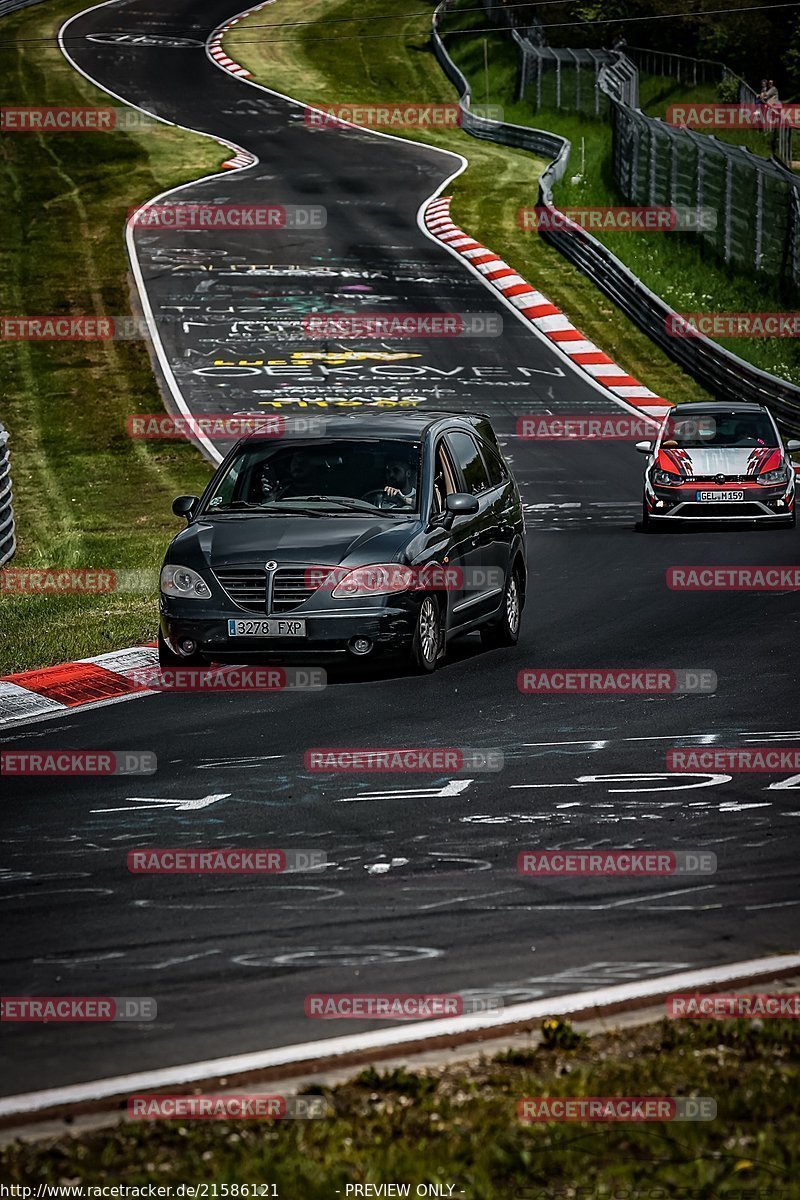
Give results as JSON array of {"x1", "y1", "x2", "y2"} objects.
[
  {"x1": 645, "y1": 482, "x2": 795, "y2": 521},
  {"x1": 160, "y1": 599, "x2": 419, "y2": 662}
]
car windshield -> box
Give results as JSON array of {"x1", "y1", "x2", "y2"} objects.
[
  {"x1": 202, "y1": 438, "x2": 422, "y2": 515},
  {"x1": 660, "y1": 411, "x2": 777, "y2": 449}
]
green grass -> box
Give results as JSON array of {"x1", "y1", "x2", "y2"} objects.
[
  {"x1": 0, "y1": 0, "x2": 221, "y2": 673},
  {"x1": 228, "y1": 0, "x2": 800, "y2": 399},
  {"x1": 439, "y1": 5, "x2": 800, "y2": 389},
  {"x1": 226, "y1": 0, "x2": 711, "y2": 411},
  {"x1": 3, "y1": 1019, "x2": 798, "y2": 1193}
]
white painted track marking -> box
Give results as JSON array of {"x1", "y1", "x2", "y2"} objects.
[{"x1": 1, "y1": 953, "x2": 798, "y2": 1118}]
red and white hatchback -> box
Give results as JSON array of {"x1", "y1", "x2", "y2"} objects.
[{"x1": 638, "y1": 402, "x2": 799, "y2": 529}]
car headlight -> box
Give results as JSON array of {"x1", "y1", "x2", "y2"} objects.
[
  {"x1": 757, "y1": 465, "x2": 789, "y2": 486},
  {"x1": 160, "y1": 564, "x2": 212, "y2": 599},
  {"x1": 331, "y1": 564, "x2": 415, "y2": 598},
  {"x1": 651, "y1": 468, "x2": 682, "y2": 487}
]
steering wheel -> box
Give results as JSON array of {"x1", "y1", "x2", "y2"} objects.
[{"x1": 361, "y1": 489, "x2": 406, "y2": 510}]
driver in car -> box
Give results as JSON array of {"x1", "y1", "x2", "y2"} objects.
[{"x1": 382, "y1": 458, "x2": 417, "y2": 508}]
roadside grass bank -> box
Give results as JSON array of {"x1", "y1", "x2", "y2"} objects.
[
  {"x1": 225, "y1": 0, "x2": 710, "y2": 410},
  {"x1": 2, "y1": 1018, "x2": 798, "y2": 1194},
  {"x1": 441, "y1": 4, "x2": 800, "y2": 388},
  {"x1": 0, "y1": 0, "x2": 221, "y2": 674}
]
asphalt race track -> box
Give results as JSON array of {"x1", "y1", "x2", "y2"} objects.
[{"x1": 1, "y1": 0, "x2": 799, "y2": 1099}]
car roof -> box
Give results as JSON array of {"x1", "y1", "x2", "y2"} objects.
[
  {"x1": 669, "y1": 402, "x2": 768, "y2": 413},
  {"x1": 241, "y1": 410, "x2": 492, "y2": 444}
]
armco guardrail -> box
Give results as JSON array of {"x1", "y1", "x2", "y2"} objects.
[
  {"x1": 431, "y1": 9, "x2": 565, "y2": 164},
  {"x1": 0, "y1": 0, "x2": 46, "y2": 15},
  {"x1": 431, "y1": 3, "x2": 800, "y2": 437},
  {"x1": 0, "y1": 424, "x2": 16, "y2": 567}
]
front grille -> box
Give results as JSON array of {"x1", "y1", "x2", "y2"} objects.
[
  {"x1": 272, "y1": 567, "x2": 319, "y2": 613},
  {"x1": 689, "y1": 475, "x2": 749, "y2": 484},
  {"x1": 215, "y1": 567, "x2": 266, "y2": 613},
  {"x1": 679, "y1": 503, "x2": 765, "y2": 517}
]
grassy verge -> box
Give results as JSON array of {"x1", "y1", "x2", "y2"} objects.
[
  {"x1": 2, "y1": 1018, "x2": 798, "y2": 1193},
  {"x1": 227, "y1": 0, "x2": 800, "y2": 394},
  {"x1": 226, "y1": 0, "x2": 710, "y2": 411},
  {"x1": 0, "y1": 0, "x2": 221, "y2": 674},
  {"x1": 439, "y1": 5, "x2": 800, "y2": 389}
]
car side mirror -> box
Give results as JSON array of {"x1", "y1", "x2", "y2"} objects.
[
  {"x1": 441, "y1": 492, "x2": 479, "y2": 529},
  {"x1": 786, "y1": 439, "x2": 800, "y2": 452},
  {"x1": 634, "y1": 441, "x2": 653, "y2": 454},
  {"x1": 446, "y1": 492, "x2": 480, "y2": 515},
  {"x1": 172, "y1": 495, "x2": 199, "y2": 521}
]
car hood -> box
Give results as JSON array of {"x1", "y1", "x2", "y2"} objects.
[
  {"x1": 656, "y1": 445, "x2": 783, "y2": 478},
  {"x1": 168, "y1": 513, "x2": 423, "y2": 570}
]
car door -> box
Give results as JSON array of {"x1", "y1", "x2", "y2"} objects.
[
  {"x1": 422, "y1": 436, "x2": 473, "y2": 624},
  {"x1": 444, "y1": 429, "x2": 503, "y2": 623},
  {"x1": 475, "y1": 436, "x2": 516, "y2": 583}
]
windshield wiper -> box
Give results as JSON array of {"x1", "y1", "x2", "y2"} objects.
[
  {"x1": 288, "y1": 495, "x2": 389, "y2": 514},
  {"x1": 207, "y1": 502, "x2": 325, "y2": 517}
]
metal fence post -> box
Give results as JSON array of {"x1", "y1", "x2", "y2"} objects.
[
  {"x1": 556, "y1": 56, "x2": 561, "y2": 108},
  {"x1": 792, "y1": 186, "x2": 800, "y2": 288},
  {"x1": 696, "y1": 137, "x2": 705, "y2": 227},
  {"x1": 632, "y1": 111, "x2": 642, "y2": 201},
  {"x1": 755, "y1": 169, "x2": 764, "y2": 272},
  {"x1": 724, "y1": 154, "x2": 734, "y2": 263},
  {"x1": 671, "y1": 132, "x2": 679, "y2": 203}
]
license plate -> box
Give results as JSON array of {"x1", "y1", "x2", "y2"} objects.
[
  {"x1": 695, "y1": 490, "x2": 744, "y2": 502},
  {"x1": 227, "y1": 619, "x2": 306, "y2": 637}
]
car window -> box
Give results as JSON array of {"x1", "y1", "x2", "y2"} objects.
[
  {"x1": 661, "y1": 411, "x2": 778, "y2": 448},
  {"x1": 479, "y1": 440, "x2": 507, "y2": 488},
  {"x1": 201, "y1": 439, "x2": 421, "y2": 514},
  {"x1": 446, "y1": 431, "x2": 491, "y2": 495}
]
